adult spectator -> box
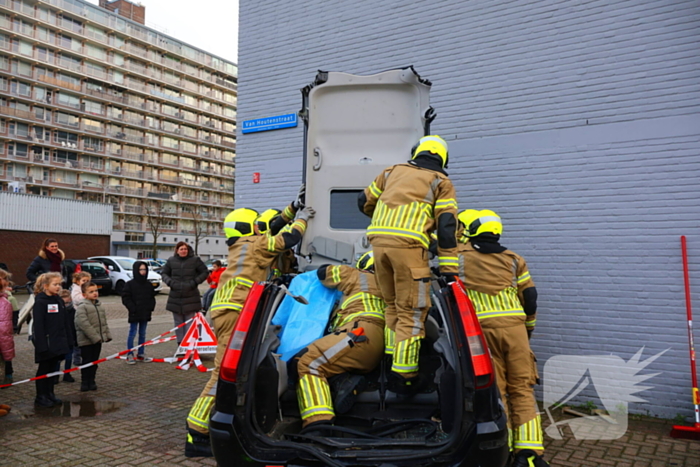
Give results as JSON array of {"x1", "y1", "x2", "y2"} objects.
[
  {"x1": 160, "y1": 242, "x2": 208, "y2": 344},
  {"x1": 26, "y1": 238, "x2": 67, "y2": 284}
]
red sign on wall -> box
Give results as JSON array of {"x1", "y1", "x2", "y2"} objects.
[{"x1": 253, "y1": 172, "x2": 260, "y2": 183}]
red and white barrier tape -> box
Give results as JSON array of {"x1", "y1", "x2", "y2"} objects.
[{"x1": 0, "y1": 315, "x2": 211, "y2": 388}]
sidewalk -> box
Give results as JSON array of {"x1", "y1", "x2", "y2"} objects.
[{"x1": 1, "y1": 291, "x2": 698, "y2": 466}]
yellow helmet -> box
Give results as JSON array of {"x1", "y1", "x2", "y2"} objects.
[
  {"x1": 411, "y1": 135, "x2": 449, "y2": 168},
  {"x1": 256, "y1": 208, "x2": 281, "y2": 234},
  {"x1": 223, "y1": 208, "x2": 259, "y2": 238},
  {"x1": 356, "y1": 251, "x2": 375, "y2": 272},
  {"x1": 464, "y1": 209, "x2": 503, "y2": 237}
]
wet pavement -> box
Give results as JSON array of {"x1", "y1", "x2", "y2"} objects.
[{"x1": 1, "y1": 287, "x2": 699, "y2": 466}]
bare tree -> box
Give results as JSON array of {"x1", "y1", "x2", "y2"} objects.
[
  {"x1": 145, "y1": 201, "x2": 167, "y2": 259},
  {"x1": 190, "y1": 211, "x2": 207, "y2": 256}
]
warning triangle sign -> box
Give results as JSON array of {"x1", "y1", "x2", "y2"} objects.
[{"x1": 176, "y1": 312, "x2": 217, "y2": 355}]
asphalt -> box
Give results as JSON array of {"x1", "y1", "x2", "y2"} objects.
[{"x1": 0, "y1": 287, "x2": 698, "y2": 466}]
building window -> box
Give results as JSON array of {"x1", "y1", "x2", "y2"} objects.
[
  {"x1": 215, "y1": 240, "x2": 219, "y2": 244},
  {"x1": 162, "y1": 237, "x2": 167, "y2": 241}
]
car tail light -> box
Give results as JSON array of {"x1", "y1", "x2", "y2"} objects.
[
  {"x1": 219, "y1": 282, "x2": 265, "y2": 383},
  {"x1": 75, "y1": 263, "x2": 82, "y2": 273},
  {"x1": 450, "y1": 281, "x2": 494, "y2": 389}
]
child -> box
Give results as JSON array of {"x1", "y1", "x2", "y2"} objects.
[
  {"x1": 75, "y1": 282, "x2": 112, "y2": 392},
  {"x1": 69, "y1": 272, "x2": 91, "y2": 366},
  {"x1": 31, "y1": 272, "x2": 71, "y2": 407},
  {"x1": 201, "y1": 260, "x2": 223, "y2": 312},
  {"x1": 58, "y1": 289, "x2": 77, "y2": 383},
  {"x1": 0, "y1": 269, "x2": 16, "y2": 388},
  {"x1": 121, "y1": 261, "x2": 157, "y2": 364}
]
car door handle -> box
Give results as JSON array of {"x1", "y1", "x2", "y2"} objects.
[{"x1": 313, "y1": 147, "x2": 322, "y2": 171}]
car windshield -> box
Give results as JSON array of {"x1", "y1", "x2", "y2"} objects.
[{"x1": 115, "y1": 258, "x2": 137, "y2": 270}]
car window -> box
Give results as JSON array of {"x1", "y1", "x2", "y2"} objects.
[
  {"x1": 330, "y1": 190, "x2": 371, "y2": 230},
  {"x1": 80, "y1": 262, "x2": 108, "y2": 277},
  {"x1": 96, "y1": 258, "x2": 117, "y2": 270},
  {"x1": 115, "y1": 258, "x2": 136, "y2": 270}
]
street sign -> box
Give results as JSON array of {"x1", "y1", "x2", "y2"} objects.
[{"x1": 242, "y1": 113, "x2": 298, "y2": 134}]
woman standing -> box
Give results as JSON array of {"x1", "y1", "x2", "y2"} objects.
[
  {"x1": 26, "y1": 238, "x2": 67, "y2": 284},
  {"x1": 160, "y1": 242, "x2": 208, "y2": 344}
]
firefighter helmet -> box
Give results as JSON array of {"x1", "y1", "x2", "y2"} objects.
[
  {"x1": 356, "y1": 251, "x2": 375, "y2": 272},
  {"x1": 256, "y1": 208, "x2": 281, "y2": 234},
  {"x1": 411, "y1": 135, "x2": 449, "y2": 168},
  {"x1": 465, "y1": 209, "x2": 503, "y2": 237},
  {"x1": 223, "y1": 208, "x2": 259, "y2": 238}
]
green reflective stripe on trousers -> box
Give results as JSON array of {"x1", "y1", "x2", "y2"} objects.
[
  {"x1": 513, "y1": 415, "x2": 544, "y2": 451},
  {"x1": 187, "y1": 396, "x2": 214, "y2": 430},
  {"x1": 297, "y1": 375, "x2": 334, "y2": 420},
  {"x1": 392, "y1": 336, "x2": 421, "y2": 373},
  {"x1": 337, "y1": 311, "x2": 385, "y2": 328},
  {"x1": 384, "y1": 327, "x2": 395, "y2": 355}
]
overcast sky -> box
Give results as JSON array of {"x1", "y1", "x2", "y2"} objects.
[{"x1": 86, "y1": 0, "x2": 239, "y2": 63}]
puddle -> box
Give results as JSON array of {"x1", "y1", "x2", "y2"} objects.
[{"x1": 21, "y1": 400, "x2": 125, "y2": 418}]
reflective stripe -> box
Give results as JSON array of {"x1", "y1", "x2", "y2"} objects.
[
  {"x1": 267, "y1": 234, "x2": 276, "y2": 252},
  {"x1": 392, "y1": 336, "x2": 421, "y2": 373},
  {"x1": 384, "y1": 327, "x2": 395, "y2": 355},
  {"x1": 435, "y1": 198, "x2": 458, "y2": 210},
  {"x1": 283, "y1": 205, "x2": 294, "y2": 220},
  {"x1": 337, "y1": 311, "x2": 385, "y2": 328},
  {"x1": 331, "y1": 266, "x2": 342, "y2": 284},
  {"x1": 518, "y1": 272, "x2": 531, "y2": 284},
  {"x1": 297, "y1": 375, "x2": 334, "y2": 420},
  {"x1": 525, "y1": 318, "x2": 536, "y2": 327},
  {"x1": 438, "y1": 256, "x2": 459, "y2": 268},
  {"x1": 368, "y1": 200, "x2": 432, "y2": 248},
  {"x1": 308, "y1": 335, "x2": 353, "y2": 376},
  {"x1": 513, "y1": 415, "x2": 544, "y2": 451},
  {"x1": 358, "y1": 272, "x2": 369, "y2": 292},
  {"x1": 467, "y1": 287, "x2": 525, "y2": 321},
  {"x1": 187, "y1": 396, "x2": 214, "y2": 430},
  {"x1": 236, "y1": 277, "x2": 254, "y2": 287},
  {"x1": 291, "y1": 220, "x2": 306, "y2": 233},
  {"x1": 234, "y1": 243, "x2": 249, "y2": 275},
  {"x1": 368, "y1": 181, "x2": 383, "y2": 198}
]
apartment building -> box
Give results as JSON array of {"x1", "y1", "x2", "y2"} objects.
[{"x1": 0, "y1": 0, "x2": 237, "y2": 259}]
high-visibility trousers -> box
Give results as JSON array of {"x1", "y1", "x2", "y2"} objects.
[
  {"x1": 373, "y1": 246, "x2": 431, "y2": 379},
  {"x1": 296, "y1": 319, "x2": 384, "y2": 426},
  {"x1": 483, "y1": 323, "x2": 544, "y2": 455},
  {"x1": 186, "y1": 294, "x2": 246, "y2": 435}
]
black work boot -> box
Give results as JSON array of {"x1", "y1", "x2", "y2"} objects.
[
  {"x1": 388, "y1": 371, "x2": 421, "y2": 396},
  {"x1": 331, "y1": 374, "x2": 367, "y2": 414},
  {"x1": 185, "y1": 427, "x2": 213, "y2": 458},
  {"x1": 301, "y1": 420, "x2": 333, "y2": 437},
  {"x1": 512, "y1": 449, "x2": 550, "y2": 467}
]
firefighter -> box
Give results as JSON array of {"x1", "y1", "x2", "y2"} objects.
[
  {"x1": 185, "y1": 199, "x2": 314, "y2": 457},
  {"x1": 358, "y1": 135, "x2": 459, "y2": 391},
  {"x1": 296, "y1": 251, "x2": 385, "y2": 429},
  {"x1": 455, "y1": 209, "x2": 548, "y2": 467}
]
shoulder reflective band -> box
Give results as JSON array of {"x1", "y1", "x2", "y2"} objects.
[
  {"x1": 220, "y1": 282, "x2": 265, "y2": 383},
  {"x1": 451, "y1": 280, "x2": 494, "y2": 389}
]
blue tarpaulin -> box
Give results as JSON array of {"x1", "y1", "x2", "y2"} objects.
[{"x1": 272, "y1": 271, "x2": 341, "y2": 361}]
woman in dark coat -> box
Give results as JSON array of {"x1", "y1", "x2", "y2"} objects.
[
  {"x1": 121, "y1": 261, "x2": 158, "y2": 363},
  {"x1": 26, "y1": 238, "x2": 67, "y2": 284},
  {"x1": 160, "y1": 242, "x2": 208, "y2": 344}
]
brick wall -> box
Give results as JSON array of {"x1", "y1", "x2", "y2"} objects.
[
  {"x1": 98, "y1": 0, "x2": 146, "y2": 25},
  {"x1": 0, "y1": 230, "x2": 110, "y2": 282},
  {"x1": 237, "y1": 0, "x2": 700, "y2": 418}
]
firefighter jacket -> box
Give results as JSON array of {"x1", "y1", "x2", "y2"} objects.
[
  {"x1": 456, "y1": 238, "x2": 537, "y2": 330},
  {"x1": 360, "y1": 162, "x2": 459, "y2": 274},
  {"x1": 317, "y1": 265, "x2": 386, "y2": 329},
  {"x1": 210, "y1": 218, "x2": 307, "y2": 314}
]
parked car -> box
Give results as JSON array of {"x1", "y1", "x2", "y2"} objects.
[
  {"x1": 88, "y1": 256, "x2": 163, "y2": 295},
  {"x1": 141, "y1": 258, "x2": 166, "y2": 273},
  {"x1": 204, "y1": 258, "x2": 228, "y2": 271},
  {"x1": 209, "y1": 68, "x2": 509, "y2": 467},
  {"x1": 63, "y1": 259, "x2": 113, "y2": 295}
]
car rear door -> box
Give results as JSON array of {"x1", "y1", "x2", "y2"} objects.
[{"x1": 298, "y1": 67, "x2": 433, "y2": 267}]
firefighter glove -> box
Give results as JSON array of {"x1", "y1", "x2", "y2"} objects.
[
  {"x1": 293, "y1": 183, "x2": 306, "y2": 209},
  {"x1": 296, "y1": 206, "x2": 315, "y2": 222}
]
